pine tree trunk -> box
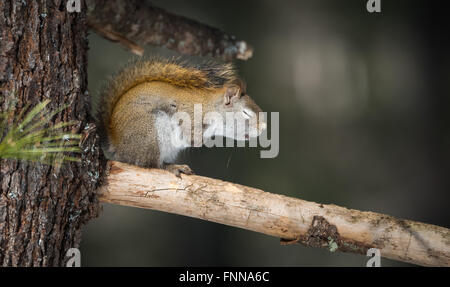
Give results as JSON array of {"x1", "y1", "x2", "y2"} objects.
[{"x1": 0, "y1": 0, "x2": 104, "y2": 266}]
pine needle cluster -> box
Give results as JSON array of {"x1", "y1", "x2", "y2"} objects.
[{"x1": 0, "y1": 99, "x2": 81, "y2": 164}]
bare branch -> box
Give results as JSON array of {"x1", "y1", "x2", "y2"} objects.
[
  {"x1": 86, "y1": 0, "x2": 253, "y2": 60},
  {"x1": 98, "y1": 161, "x2": 450, "y2": 267}
]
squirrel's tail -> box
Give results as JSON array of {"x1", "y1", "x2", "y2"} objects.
[{"x1": 91, "y1": 56, "x2": 237, "y2": 154}]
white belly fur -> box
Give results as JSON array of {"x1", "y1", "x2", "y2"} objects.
[{"x1": 154, "y1": 112, "x2": 190, "y2": 166}]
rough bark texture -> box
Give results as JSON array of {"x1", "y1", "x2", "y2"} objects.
[
  {"x1": 86, "y1": 0, "x2": 253, "y2": 60},
  {"x1": 0, "y1": 0, "x2": 104, "y2": 266},
  {"x1": 100, "y1": 161, "x2": 450, "y2": 267}
]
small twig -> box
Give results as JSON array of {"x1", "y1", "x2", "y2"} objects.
[
  {"x1": 87, "y1": 22, "x2": 144, "y2": 56},
  {"x1": 98, "y1": 161, "x2": 450, "y2": 267},
  {"x1": 86, "y1": 0, "x2": 253, "y2": 60}
]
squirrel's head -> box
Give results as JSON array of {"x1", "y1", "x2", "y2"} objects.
[{"x1": 206, "y1": 80, "x2": 266, "y2": 141}]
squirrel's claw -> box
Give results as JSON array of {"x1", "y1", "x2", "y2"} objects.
[{"x1": 165, "y1": 164, "x2": 194, "y2": 178}]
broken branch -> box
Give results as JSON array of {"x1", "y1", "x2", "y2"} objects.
[
  {"x1": 98, "y1": 161, "x2": 450, "y2": 267},
  {"x1": 86, "y1": 0, "x2": 253, "y2": 60}
]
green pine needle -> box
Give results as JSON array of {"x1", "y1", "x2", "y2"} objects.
[{"x1": 0, "y1": 99, "x2": 82, "y2": 165}]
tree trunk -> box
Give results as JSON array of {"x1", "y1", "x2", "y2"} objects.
[{"x1": 0, "y1": 0, "x2": 103, "y2": 266}]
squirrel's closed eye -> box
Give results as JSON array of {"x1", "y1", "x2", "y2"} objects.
[{"x1": 242, "y1": 109, "x2": 252, "y2": 119}]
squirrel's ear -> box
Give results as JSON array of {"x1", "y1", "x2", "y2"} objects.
[{"x1": 224, "y1": 85, "x2": 240, "y2": 106}]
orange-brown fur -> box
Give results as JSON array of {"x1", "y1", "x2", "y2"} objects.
[{"x1": 91, "y1": 56, "x2": 245, "y2": 168}]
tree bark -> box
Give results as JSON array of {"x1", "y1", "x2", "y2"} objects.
[
  {"x1": 86, "y1": 0, "x2": 253, "y2": 60},
  {"x1": 0, "y1": 0, "x2": 104, "y2": 266}
]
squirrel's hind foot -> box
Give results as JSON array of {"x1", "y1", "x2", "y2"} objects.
[{"x1": 164, "y1": 164, "x2": 194, "y2": 178}]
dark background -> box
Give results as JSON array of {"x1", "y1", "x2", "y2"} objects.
[{"x1": 81, "y1": 0, "x2": 449, "y2": 266}]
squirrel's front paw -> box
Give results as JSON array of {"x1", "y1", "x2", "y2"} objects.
[{"x1": 164, "y1": 164, "x2": 194, "y2": 178}]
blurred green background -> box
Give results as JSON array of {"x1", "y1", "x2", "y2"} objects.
[{"x1": 81, "y1": 0, "x2": 449, "y2": 266}]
